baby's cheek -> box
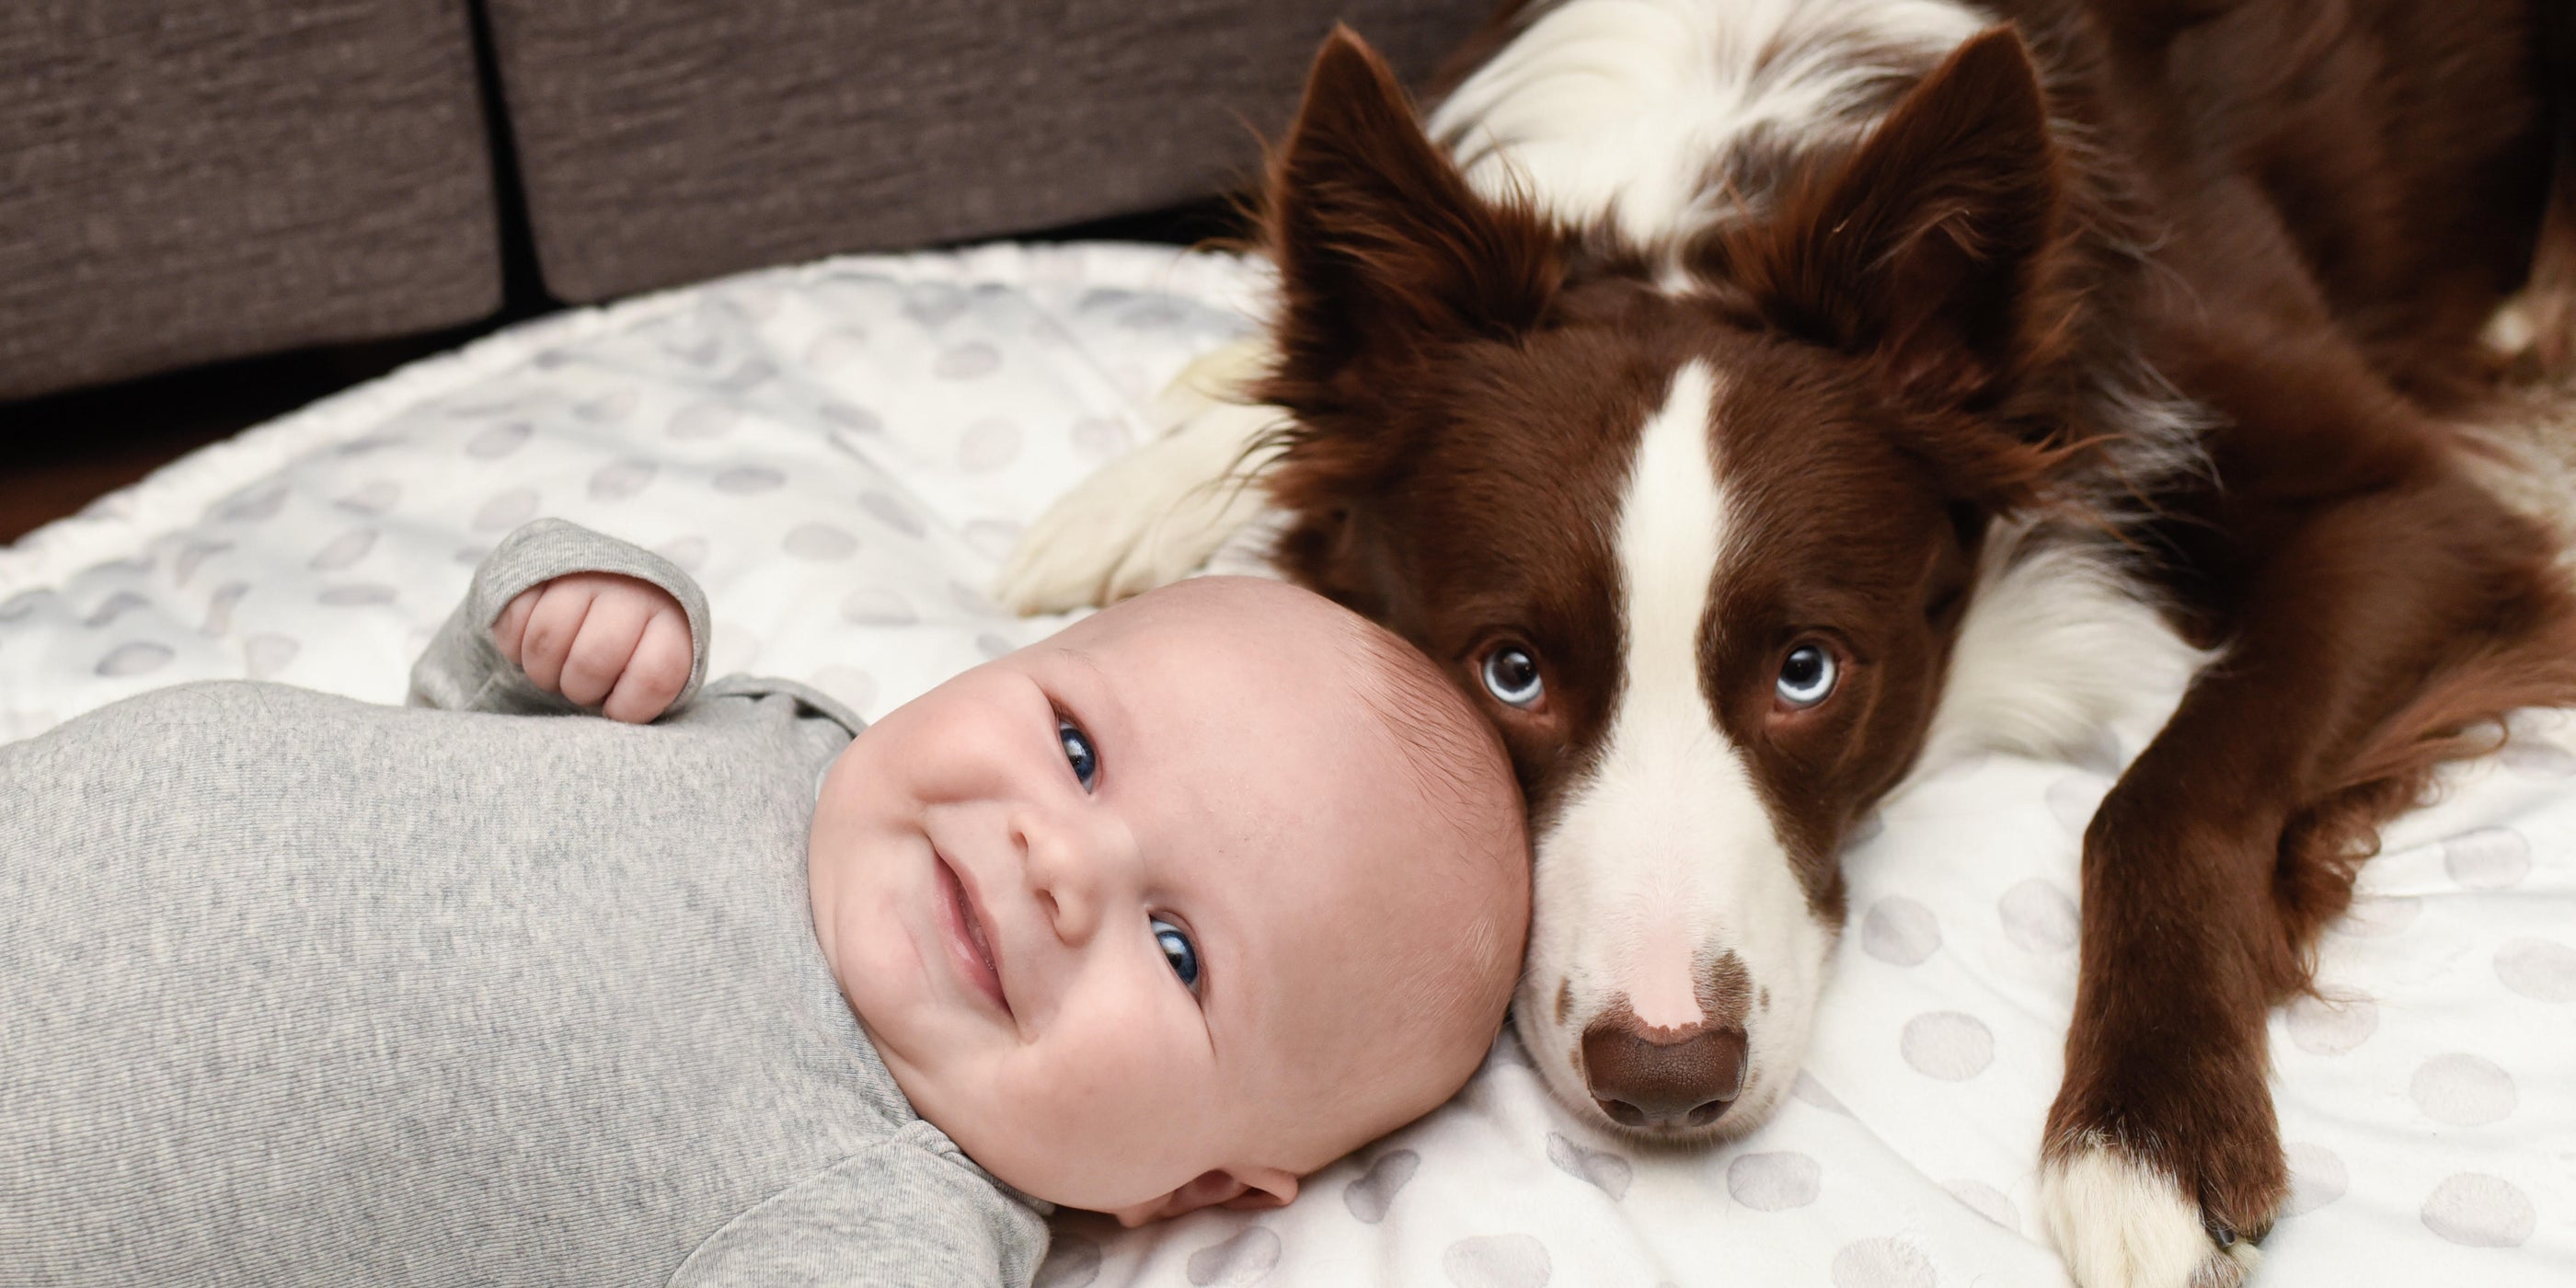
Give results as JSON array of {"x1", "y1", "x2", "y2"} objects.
[{"x1": 1063, "y1": 1001, "x2": 1212, "y2": 1134}]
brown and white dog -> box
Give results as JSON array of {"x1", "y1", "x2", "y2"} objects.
[{"x1": 1000, "y1": 2, "x2": 2576, "y2": 1283}]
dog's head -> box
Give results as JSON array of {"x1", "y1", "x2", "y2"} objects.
[{"x1": 1255, "y1": 26, "x2": 2085, "y2": 1140}]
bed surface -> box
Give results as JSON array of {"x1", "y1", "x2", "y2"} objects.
[{"x1": 3, "y1": 242, "x2": 2569, "y2": 1287}]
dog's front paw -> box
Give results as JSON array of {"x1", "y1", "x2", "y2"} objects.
[{"x1": 2040, "y1": 1138, "x2": 2263, "y2": 1288}]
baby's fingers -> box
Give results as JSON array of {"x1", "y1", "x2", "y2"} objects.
[
  {"x1": 510, "y1": 580, "x2": 602, "y2": 696},
  {"x1": 492, "y1": 587, "x2": 542, "y2": 669},
  {"x1": 601, "y1": 609, "x2": 692, "y2": 724},
  {"x1": 556, "y1": 590, "x2": 661, "y2": 709}
]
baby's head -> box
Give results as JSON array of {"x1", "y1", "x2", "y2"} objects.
[{"x1": 808, "y1": 576, "x2": 1527, "y2": 1224}]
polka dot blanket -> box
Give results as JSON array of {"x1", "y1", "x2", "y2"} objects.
[{"x1": 3, "y1": 242, "x2": 2570, "y2": 1287}]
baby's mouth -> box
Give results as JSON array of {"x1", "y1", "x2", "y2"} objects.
[{"x1": 935, "y1": 849, "x2": 1009, "y2": 1015}]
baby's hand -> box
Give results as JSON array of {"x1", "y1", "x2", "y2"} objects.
[{"x1": 492, "y1": 573, "x2": 692, "y2": 723}]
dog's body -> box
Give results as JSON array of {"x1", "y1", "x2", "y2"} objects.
[{"x1": 1000, "y1": 2, "x2": 2576, "y2": 1283}]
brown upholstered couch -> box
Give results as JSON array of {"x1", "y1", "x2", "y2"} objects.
[{"x1": 0, "y1": 1, "x2": 1489, "y2": 404}]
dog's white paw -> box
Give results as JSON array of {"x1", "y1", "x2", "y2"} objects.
[
  {"x1": 994, "y1": 346, "x2": 1284, "y2": 614},
  {"x1": 2041, "y1": 1144, "x2": 2260, "y2": 1288}
]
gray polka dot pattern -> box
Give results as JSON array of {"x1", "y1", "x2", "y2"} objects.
[
  {"x1": 1831, "y1": 1237, "x2": 1935, "y2": 1288},
  {"x1": 95, "y1": 641, "x2": 172, "y2": 677},
  {"x1": 2494, "y1": 937, "x2": 2576, "y2": 1002},
  {"x1": 782, "y1": 523, "x2": 858, "y2": 561},
  {"x1": 904, "y1": 282, "x2": 968, "y2": 326},
  {"x1": 1998, "y1": 879, "x2": 2078, "y2": 952},
  {"x1": 1544, "y1": 1133, "x2": 1631, "y2": 1200},
  {"x1": 466, "y1": 422, "x2": 532, "y2": 459},
  {"x1": 841, "y1": 588, "x2": 919, "y2": 627},
  {"x1": 654, "y1": 537, "x2": 708, "y2": 573},
  {"x1": 1790, "y1": 1071, "x2": 1849, "y2": 1115},
  {"x1": 589, "y1": 460, "x2": 657, "y2": 501},
  {"x1": 667, "y1": 402, "x2": 737, "y2": 439},
  {"x1": 244, "y1": 634, "x2": 299, "y2": 679},
  {"x1": 2500, "y1": 738, "x2": 2576, "y2": 777},
  {"x1": 335, "y1": 482, "x2": 399, "y2": 515},
  {"x1": 1184, "y1": 1226, "x2": 1279, "y2": 1286},
  {"x1": 1901, "y1": 1012, "x2": 1993, "y2": 1081},
  {"x1": 214, "y1": 482, "x2": 287, "y2": 524},
  {"x1": 173, "y1": 541, "x2": 232, "y2": 586},
  {"x1": 2280, "y1": 1142, "x2": 2346, "y2": 1217},
  {"x1": 931, "y1": 340, "x2": 999, "y2": 380},
  {"x1": 1343, "y1": 1150, "x2": 1420, "y2": 1224},
  {"x1": 2420, "y1": 1173, "x2": 2536, "y2": 1247},
  {"x1": 83, "y1": 591, "x2": 150, "y2": 628},
  {"x1": 1034, "y1": 1235, "x2": 1101, "y2": 1288},
  {"x1": 1943, "y1": 1179, "x2": 2016, "y2": 1230},
  {"x1": 1441, "y1": 1234, "x2": 1550, "y2": 1288},
  {"x1": 713, "y1": 466, "x2": 786, "y2": 495},
  {"x1": 576, "y1": 389, "x2": 637, "y2": 422},
  {"x1": 309, "y1": 529, "x2": 376, "y2": 572},
  {"x1": 822, "y1": 402, "x2": 882, "y2": 434},
  {"x1": 859, "y1": 490, "x2": 926, "y2": 537},
  {"x1": 474, "y1": 489, "x2": 540, "y2": 532},
  {"x1": 2285, "y1": 993, "x2": 2377, "y2": 1056},
  {"x1": 202, "y1": 582, "x2": 250, "y2": 637},
  {"x1": 1860, "y1": 897, "x2": 1938, "y2": 965},
  {"x1": 318, "y1": 585, "x2": 397, "y2": 607},
  {"x1": 2044, "y1": 774, "x2": 2106, "y2": 830},
  {"x1": 1727, "y1": 1152, "x2": 1822, "y2": 1211},
  {"x1": 958, "y1": 418, "x2": 1023, "y2": 472},
  {"x1": 2409, "y1": 1053, "x2": 2516, "y2": 1126},
  {"x1": 2442, "y1": 828, "x2": 2531, "y2": 889}
]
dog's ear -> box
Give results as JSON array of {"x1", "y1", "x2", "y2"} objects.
[
  {"x1": 1259, "y1": 26, "x2": 1563, "y2": 411},
  {"x1": 1722, "y1": 27, "x2": 2061, "y2": 409}
]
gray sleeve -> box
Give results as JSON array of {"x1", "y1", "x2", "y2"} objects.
[
  {"x1": 406, "y1": 518, "x2": 713, "y2": 718},
  {"x1": 669, "y1": 1128, "x2": 1049, "y2": 1288}
]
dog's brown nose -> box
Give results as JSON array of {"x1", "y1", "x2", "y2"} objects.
[{"x1": 1581, "y1": 1017, "x2": 1748, "y2": 1130}]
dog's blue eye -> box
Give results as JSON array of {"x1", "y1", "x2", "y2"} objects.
[
  {"x1": 1777, "y1": 644, "x2": 1837, "y2": 708},
  {"x1": 1152, "y1": 915, "x2": 1201, "y2": 991},
  {"x1": 1481, "y1": 644, "x2": 1545, "y2": 709},
  {"x1": 1059, "y1": 719, "x2": 1098, "y2": 791}
]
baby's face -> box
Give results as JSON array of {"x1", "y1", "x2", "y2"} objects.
[{"x1": 808, "y1": 579, "x2": 1494, "y2": 1223}]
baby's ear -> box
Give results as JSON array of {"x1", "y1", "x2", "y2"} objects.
[{"x1": 1108, "y1": 1167, "x2": 1302, "y2": 1227}]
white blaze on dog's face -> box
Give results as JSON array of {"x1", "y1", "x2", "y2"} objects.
[
  {"x1": 1527, "y1": 360, "x2": 1839, "y2": 1134},
  {"x1": 1255, "y1": 29, "x2": 2066, "y2": 1137}
]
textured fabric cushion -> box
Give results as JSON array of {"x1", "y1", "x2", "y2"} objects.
[
  {"x1": 480, "y1": 0, "x2": 1490, "y2": 304},
  {"x1": 0, "y1": 0, "x2": 501, "y2": 402}
]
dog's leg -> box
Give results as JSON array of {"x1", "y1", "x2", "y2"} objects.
[
  {"x1": 2039, "y1": 445, "x2": 2576, "y2": 1286},
  {"x1": 992, "y1": 339, "x2": 1284, "y2": 614}
]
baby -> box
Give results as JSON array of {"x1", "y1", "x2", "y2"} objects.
[{"x1": 0, "y1": 519, "x2": 1528, "y2": 1286}]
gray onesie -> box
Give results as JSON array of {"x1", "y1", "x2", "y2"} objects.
[{"x1": 0, "y1": 520, "x2": 1049, "y2": 1287}]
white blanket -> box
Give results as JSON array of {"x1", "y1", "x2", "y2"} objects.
[{"x1": 3, "y1": 243, "x2": 2568, "y2": 1287}]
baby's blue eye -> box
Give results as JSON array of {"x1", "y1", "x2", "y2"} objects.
[
  {"x1": 1059, "y1": 719, "x2": 1098, "y2": 792},
  {"x1": 1152, "y1": 915, "x2": 1201, "y2": 992}
]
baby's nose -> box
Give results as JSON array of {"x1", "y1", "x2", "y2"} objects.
[
  {"x1": 1019, "y1": 813, "x2": 1133, "y2": 942},
  {"x1": 1580, "y1": 1014, "x2": 1748, "y2": 1130}
]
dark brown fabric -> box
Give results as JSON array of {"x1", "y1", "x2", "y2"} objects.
[
  {"x1": 0, "y1": 1, "x2": 501, "y2": 402},
  {"x1": 482, "y1": 0, "x2": 1493, "y2": 304}
]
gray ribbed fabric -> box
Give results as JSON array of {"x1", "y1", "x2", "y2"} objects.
[{"x1": 0, "y1": 520, "x2": 1047, "y2": 1287}]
